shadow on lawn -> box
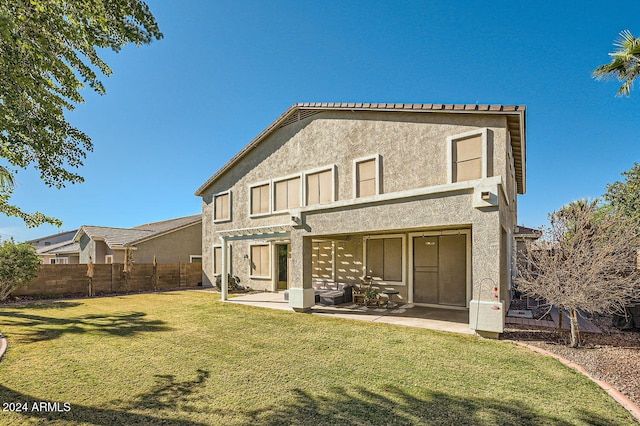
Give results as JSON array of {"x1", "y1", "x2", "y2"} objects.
[
  {"x1": 116, "y1": 369, "x2": 211, "y2": 412},
  {"x1": 237, "y1": 385, "x2": 629, "y2": 426},
  {"x1": 0, "y1": 384, "x2": 208, "y2": 426},
  {"x1": 1, "y1": 301, "x2": 84, "y2": 310},
  {"x1": 0, "y1": 310, "x2": 171, "y2": 343}
]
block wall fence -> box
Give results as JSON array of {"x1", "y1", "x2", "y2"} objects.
[{"x1": 13, "y1": 263, "x2": 203, "y2": 297}]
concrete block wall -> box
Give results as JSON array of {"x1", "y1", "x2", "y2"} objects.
[{"x1": 12, "y1": 263, "x2": 203, "y2": 298}]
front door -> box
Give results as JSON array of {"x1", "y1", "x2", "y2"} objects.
[
  {"x1": 413, "y1": 234, "x2": 467, "y2": 307},
  {"x1": 276, "y1": 244, "x2": 290, "y2": 290}
]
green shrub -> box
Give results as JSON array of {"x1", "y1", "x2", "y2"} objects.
[{"x1": 0, "y1": 239, "x2": 40, "y2": 301}]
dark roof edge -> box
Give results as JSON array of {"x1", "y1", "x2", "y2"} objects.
[
  {"x1": 128, "y1": 218, "x2": 202, "y2": 246},
  {"x1": 194, "y1": 102, "x2": 527, "y2": 196}
]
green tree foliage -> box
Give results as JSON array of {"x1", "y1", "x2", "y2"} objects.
[
  {"x1": 0, "y1": 0, "x2": 162, "y2": 227},
  {"x1": 604, "y1": 162, "x2": 640, "y2": 225},
  {"x1": 593, "y1": 30, "x2": 640, "y2": 96},
  {"x1": 0, "y1": 239, "x2": 40, "y2": 301}
]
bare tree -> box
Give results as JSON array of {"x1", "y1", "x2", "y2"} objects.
[{"x1": 517, "y1": 200, "x2": 640, "y2": 347}]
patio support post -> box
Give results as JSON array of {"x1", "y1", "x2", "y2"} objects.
[
  {"x1": 220, "y1": 236, "x2": 228, "y2": 301},
  {"x1": 288, "y1": 233, "x2": 315, "y2": 312}
]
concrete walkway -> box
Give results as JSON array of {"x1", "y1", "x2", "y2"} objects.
[{"x1": 227, "y1": 291, "x2": 474, "y2": 335}]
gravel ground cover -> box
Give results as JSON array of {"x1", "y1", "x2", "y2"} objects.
[{"x1": 503, "y1": 309, "x2": 640, "y2": 409}]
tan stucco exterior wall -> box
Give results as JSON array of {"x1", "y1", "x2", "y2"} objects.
[{"x1": 132, "y1": 223, "x2": 202, "y2": 264}]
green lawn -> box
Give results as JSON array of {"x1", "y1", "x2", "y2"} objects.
[{"x1": 0, "y1": 291, "x2": 635, "y2": 425}]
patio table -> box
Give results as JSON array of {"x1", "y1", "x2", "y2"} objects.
[{"x1": 382, "y1": 290, "x2": 399, "y2": 309}]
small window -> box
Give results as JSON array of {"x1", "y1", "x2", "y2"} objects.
[
  {"x1": 354, "y1": 156, "x2": 380, "y2": 198},
  {"x1": 250, "y1": 244, "x2": 270, "y2": 278},
  {"x1": 105, "y1": 255, "x2": 113, "y2": 264},
  {"x1": 306, "y1": 169, "x2": 333, "y2": 206},
  {"x1": 49, "y1": 258, "x2": 56, "y2": 264},
  {"x1": 214, "y1": 191, "x2": 231, "y2": 222},
  {"x1": 190, "y1": 255, "x2": 202, "y2": 263},
  {"x1": 250, "y1": 183, "x2": 270, "y2": 216},
  {"x1": 213, "y1": 247, "x2": 222, "y2": 275},
  {"x1": 448, "y1": 129, "x2": 488, "y2": 183},
  {"x1": 274, "y1": 176, "x2": 301, "y2": 212}
]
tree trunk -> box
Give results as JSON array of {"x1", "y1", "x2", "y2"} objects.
[
  {"x1": 557, "y1": 305, "x2": 563, "y2": 339},
  {"x1": 569, "y1": 308, "x2": 581, "y2": 348}
]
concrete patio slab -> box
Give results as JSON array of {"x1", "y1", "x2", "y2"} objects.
[{"x1": 226, "y1": 291, "x2": 473, "y2": 335}]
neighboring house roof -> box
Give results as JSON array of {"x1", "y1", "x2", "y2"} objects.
[
  {"x1": 194, "y1": 102, "x2": 527, "y2": 196},
  {"x1": 73, "y1": 214, "x2": 201, "y2": 249},
  {"x1": 515, "y1": 225, "x2": 542, "y2": 240},
  {"x1": 25, "y1": 229, "x2": 78, "y2": 245},
  {"x1": 36, "y1": 240, "x2": 80, "y2": 255}
]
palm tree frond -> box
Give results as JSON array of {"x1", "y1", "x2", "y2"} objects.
[{"x1": 594, "y1": 30, "x2": 640, "y2": 96}]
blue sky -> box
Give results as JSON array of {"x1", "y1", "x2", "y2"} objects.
[{"x1": 3, "y1": 0, "x2": 640, "y2": 242}]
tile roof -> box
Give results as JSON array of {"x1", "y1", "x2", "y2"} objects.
[
  {"x1": 132, "y1": 214, "x2": 201, "y2": 233},
  {"x1": 74, "y1": 214, "x2": 201, "y2": 249},
  {"x1": 195, "y1": 102, "x2": 527, "y2": 196},
  {"x1": 36, "y1": 240, "x2": 79, "y2": 255},
  {"x1": 26, "y1": 229, "x2": 78, "y2": 245}
]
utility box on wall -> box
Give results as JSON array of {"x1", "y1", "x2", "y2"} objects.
[{"x1": 469, "y1": 300, "x2": 505, "y2": 335}]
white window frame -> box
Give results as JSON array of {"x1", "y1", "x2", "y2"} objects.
[
  {"x1": 249, "y1": 242, "x2": 272, "y2": 279},
  {"x1": 248, "y1": 180, "x2": 272, "y2": 218},
  {"x1": 363, "y1": 234, "x2": 406, "y2": 286},
  {"x1": 105, "y1": 255, "x2": 114, "y2": 264},
  {"x1": 353, "y1": 154, "x2": 381, "y2": 198},
  {"x1": 447, "y1": 128, "x2": 489, "y2": 184},
  {"x1": 272, "y1": 173, "x2": 303, "y2": 214},
  {"x1": 212, "y1": 244, "x2": 231, "y2": 276},
  {"x1": 303, "y1": 164, "x2": 336, "y2": 207},
  {"x1": 189, "y1": 255, "x2": 203, "y2": 263},
  {"x1": 213, "y1": 190, "x2": 232, "y2": 223},
  {"x1": 56, "y1": 257, "x2": 69, "y2": 264}
]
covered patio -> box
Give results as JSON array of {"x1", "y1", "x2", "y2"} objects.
[{"x1": 226, "y1": 291, "x2": 473, "y2": 335}]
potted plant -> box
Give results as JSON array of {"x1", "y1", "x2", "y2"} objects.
[{"x1": 364, "y1": 283, "x2": 379, "y2": 307}]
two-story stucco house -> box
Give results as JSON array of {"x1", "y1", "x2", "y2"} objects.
[{"x1": 196, "y1": 103, "x2": 526, "y2": 336}]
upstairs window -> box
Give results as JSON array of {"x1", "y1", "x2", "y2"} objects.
[
  {"x1": 306, "y1": 168, "x2": 333, "y2": 206},
  {"x1": 274, "y1": 176, "x2": 301, "y2": 212},
  {"x1": 448, "y1": 129, "x2": 488, "y2": 183},
  {"x1": 354, "y1": 155, "x2": 380, "y2": 198},
  {"x1": 250, "y1": 183, "x2": 270, "y2": 216},
  {"x1": 214, "y1": 191, "x2": 230, "y2": 222}
]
